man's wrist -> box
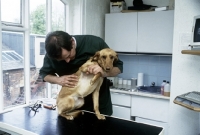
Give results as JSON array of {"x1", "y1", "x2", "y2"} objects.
[{"x1": 102, "y1": 71, "x2": 107, "y2": 77}]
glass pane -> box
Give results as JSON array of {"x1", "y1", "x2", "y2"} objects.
[
  {"x1": 30, "y1": 0, "x2": 47, "y2": 100},
  {"x1": 30, "y1": 0, "x2": 46, "y2": 35},
  {"x1": 2, "y1": 31, "x2": 25, "y2": 108},
  {"x1": 1, "y1": 0, "x2": 21, "y2": 24},
  {"x1": 52, "y1": 0, "x2": 65, "y2": 31}
]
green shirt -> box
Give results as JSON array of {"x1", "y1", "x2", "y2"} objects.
[{"x1": 39, "y1": 35, "x2": 123, "y2": 115}]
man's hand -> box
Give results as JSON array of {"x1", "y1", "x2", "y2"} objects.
[
  {"x1": 57, "y1": 74, "x2": 79, "y2": 88},
  {"x1": 87, "y1": 65, "x2": 106, "y2": 77}
]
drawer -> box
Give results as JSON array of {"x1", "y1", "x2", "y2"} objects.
[
  {"x1": 110, "y1": 92, "x2": 131, "y2": 107},
  {"x1": 112, "y1": 105, "x2": 131, "y2": 120}
]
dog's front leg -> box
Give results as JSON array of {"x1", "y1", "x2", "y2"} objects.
[
  {"x1": 90, "y1": 72, "x2": 102, "y2": 85},
  {"x1": 92, "y1": 82, "x2": 106, "y2": 120}
]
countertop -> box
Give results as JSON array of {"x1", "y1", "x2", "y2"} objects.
[
  {"x1": 0, "y1": 107, "x2": 164, "y2": 135},
  {"x1": 110, "y1": 88, "x2": 170, "y2": 100}
]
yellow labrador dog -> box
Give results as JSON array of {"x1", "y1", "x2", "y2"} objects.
[{"x1": 56, "y1": 48, "x2": 118, "y2": 120}]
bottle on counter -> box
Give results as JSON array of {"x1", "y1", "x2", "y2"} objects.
[
  {"x1": 127, "y1": 80, "x2": 132, "y2": 90},
  {"x1": 164, "y1": 81, "x2": 170, "y2": 97},
  {"x1": 122, "y1": 79, "x2": 128, "y2": 89},
  {"x1": 131, "y1": 78, "x2": 137, "y2": 89},
  {"x1": 160, "y1": 80, "x2": 166, "y2": 95},
  {"x1": 118, "y1": 78, "x2": 123, "y2": 88},
  {"x1": 113, "y1": 77, "x2": 118, "y2": 87}
]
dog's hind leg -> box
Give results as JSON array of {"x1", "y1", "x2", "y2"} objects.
[
  {"x1": 60, "y1": 110, "x2": 82, "y2": 120},
  {"x1": 66, "y1": 110, "x2": 83, "y2": 120},
  {"x1": 58, "y1": 96, "x2": 84, "y2": 120}
]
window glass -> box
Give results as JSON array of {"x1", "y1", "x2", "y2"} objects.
[
  {"x1": 30, "y1": 0, "x2": 47, "y2": 100},
  {"x1": 30, "y1": 0, "x2": 46, "y2": 35},
  {"x1": 1, "y1": 0, "x2": 21, "y2": 24},
  {"x1": 52, "y1": 0, "x2": 65, "y2": 31},
  {"x1": 2, "y1": 31, "x2": 25, "y2": 108}
]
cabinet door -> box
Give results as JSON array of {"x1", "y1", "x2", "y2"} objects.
[
  {"x1": 135, "y1": 117, "x2": 168, "y2": 135},
  {"x1": 137, "y1": 10, "x2": 174, "y2": 54},
  {"x1": 105, "y1": 13, "x2": 137, "y2": 52},
  {"x1": 112, "y1": 105, "x2": 131, "y2": 120},
  {"x1": 131, "y1": 95, "x2": 169, "y2": 122}
]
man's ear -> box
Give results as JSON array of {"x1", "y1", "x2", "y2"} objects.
[{"x1": 92, "y1": 51, "x2": 100, "y2": 61}]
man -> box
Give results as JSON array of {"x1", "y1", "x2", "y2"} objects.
[{"x1": 39, "y1": 31, "x2": 123, "y2": 115}]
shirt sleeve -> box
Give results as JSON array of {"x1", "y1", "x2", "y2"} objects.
[
  {"x1": 39, "y1": 55, "x2": 56, "y2": 81},
  {"x1": 114, "y1": 58, "x2": 123, "y2": 73}
]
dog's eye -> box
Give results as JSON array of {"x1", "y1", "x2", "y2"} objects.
[
  {"x1": 102, "y1": 56, "x2": 106, "y2": 59},
  {"x1": 110, "y1": 56, "x2": 114, "y2": 59}
]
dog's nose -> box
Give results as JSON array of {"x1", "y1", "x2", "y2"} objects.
[{"x1": 106, "y1": 67, "x2": 110, "y2": 71}]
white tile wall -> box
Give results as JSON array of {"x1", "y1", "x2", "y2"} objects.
[{"x1": 118, "y1": 55, "x2": 172, "y2": 86}]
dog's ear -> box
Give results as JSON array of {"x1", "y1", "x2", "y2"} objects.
[
  {"x1": 114, "y1": 54, "x2": 118, "y2": 63},
  {"x1": 92, "y1": 51, "x2": 100, "y2": 61}
]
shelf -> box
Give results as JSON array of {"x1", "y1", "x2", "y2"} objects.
[
  {"x1": 121, "y1": 9, "x2": 154, "y2": 13},
  {"x1": 173, "y1": 91, "x2": 200, "y2": 112},
  {"x1": 181, "y1": 50, "x2": 200, "y2": 55}
]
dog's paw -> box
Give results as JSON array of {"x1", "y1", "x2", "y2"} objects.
[
  {"x1": 66, "y1": 115, "x2": 74, "y2": 120},
  {"x1": 96, "y1": 114, "x2": 106, "y2": 120}
]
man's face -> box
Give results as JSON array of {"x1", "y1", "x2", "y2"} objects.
[{"x1": 58, "y1": 41, "x2": 76, "y2": 63}]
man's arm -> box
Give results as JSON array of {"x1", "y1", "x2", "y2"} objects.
[
  {"x1": 44, "y1": 74, "x2": 78, "y2": 87},
  {"x1": 102, "y1": 67, "x2": 121, "y2": 77},
  {"x1": 44, "y1": 75, "x2": 60, "y2": 84}
]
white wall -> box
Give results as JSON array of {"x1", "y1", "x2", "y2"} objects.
[
  {"x1": 82, "y1": 0, "x2": 109, "y2": 39},
  {"x1": 67, "y1": 0, "x2": 82, "y2": 34},
  {"x1": 67, "y1": 0, "x2": 109, "y2": 39},
  {"x1": 169, "y1": 0, "x2": 200, "y2": 135}
]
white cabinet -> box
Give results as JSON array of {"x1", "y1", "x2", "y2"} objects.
[
  {"x1": 131, "y1": 95, "x2": 169, "y2": 135},
  {"x1": 137, "y1": 10, "x2": 174, "y2": 54},
  {"x1": 110, "y1": 92, "x2": 131, "y2": 120},
  {"x1": 135, "y1": 117, "x2": 169, "y2": 135},
  {"x1": 105, "y1": 10, "x2": 174, "y2": 54},
  {"x1": 131, "y1": 95, "x2": 169, "y2": 122},
  {"x1": 105, "y1": 13, "x2": 137, "y2": 52}
]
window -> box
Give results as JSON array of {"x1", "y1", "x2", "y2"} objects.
[
  {"x1": 40, "y1": 42, "x2": 45, "y2": 55},
  {"x1": 0, "y1": 0, "x2": 68, "y2": 112},
  {"x1": 52, "y1": 0, "x2": 65, "y2": 31},
  {"x1": 30, "y1": 0, "x2": 47, "y2": 101},
  {"x1": 1, "y1": 0, "x2": 21, "y2": 25},
  {"x1": 2, "y1": 31, "x2": 25, "y2": 108},
  {"x1": 30, "y1": 0, "x2": 46, "y2": 35}
]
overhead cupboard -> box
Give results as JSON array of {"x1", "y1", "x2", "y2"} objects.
[{"x1": 105, "y1": 10, "x2": 174, "y2": 54}]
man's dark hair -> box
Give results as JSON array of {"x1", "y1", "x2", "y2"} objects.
[{"x1": 45, "y1": 31, "x2": 73, "y2": 59}]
